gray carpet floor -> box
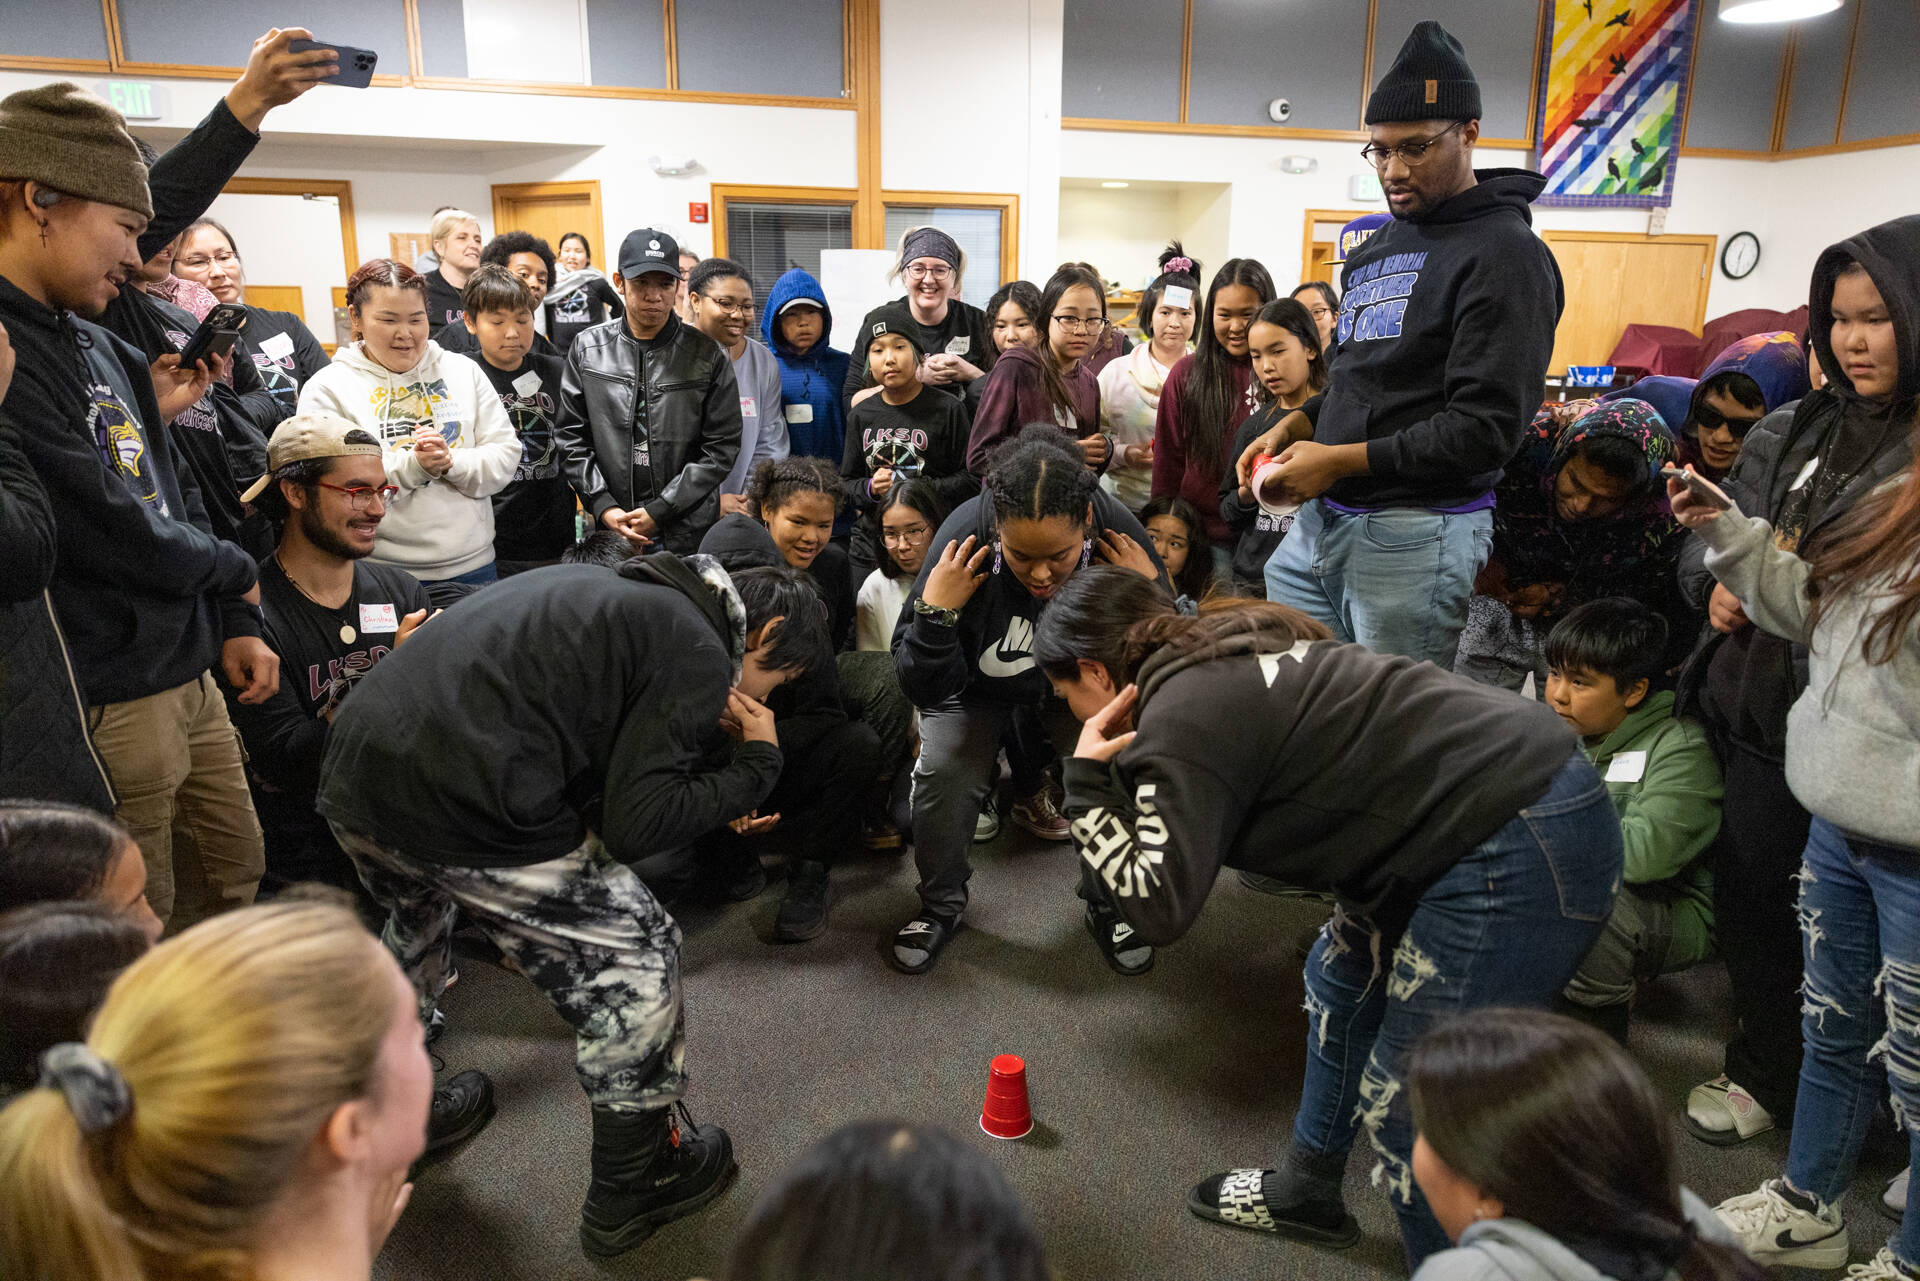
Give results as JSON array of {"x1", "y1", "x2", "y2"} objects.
[{"x1": 374, "y1": 826, "x2": 1904, "y2": 1281}]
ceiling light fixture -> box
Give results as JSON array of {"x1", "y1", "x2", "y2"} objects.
[
  {"x1": 1717, "y1": 0, "x2": 1842, "y2": 24},
  {"x1": 1100, "y1": 180, "x2": 1130, "y2": 188}
]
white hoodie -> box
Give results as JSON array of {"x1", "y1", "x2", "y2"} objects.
[{"x1": 297, "y1": 341, "x2": 521, "y2": 581}]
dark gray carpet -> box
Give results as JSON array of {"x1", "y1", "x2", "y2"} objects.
[{"x1": 374, "y1": 828, "x2": 1904, "y2": 1281}]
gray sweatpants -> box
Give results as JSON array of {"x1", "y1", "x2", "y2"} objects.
[{"x1": 335, "y1": 824, "x2": 685, "y2": 1113}]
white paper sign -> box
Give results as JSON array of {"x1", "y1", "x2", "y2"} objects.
[
  {"x1": 511, "y1": 370, "x2": 543, "y2": 397},
  {"x1": 257, "y1": 331, "x2": 295, "y2": 361},
  {"x1": 358, "y1": 602, "x2": 399, "y2": 634},
  {"x1": 785, "y1": 403, "x2": 814, "y2": 424},
  {"x1": 740, "y1": 395, "x2": 757, "y2": 419},
  {"x1": 1605, "y1": 751, "x2": 1647, "y2": 783},
  {"x1": 1161, "y1": 285, "x2": 1194, "y2": 310}
]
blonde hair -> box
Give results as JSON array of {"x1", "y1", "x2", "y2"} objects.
[
  {"x1": 888, "y1": 224, "x2": 967, "y2": 290},
  {"x1": 429, "y1": 207, "x2": 480, "y2": 251},
  {"x1": 0, "y1": 900, "x2": 397, "y2": 1281}
]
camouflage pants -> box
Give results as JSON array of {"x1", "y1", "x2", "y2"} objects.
[{"x1": 334, "y1": 824, "x2": 685, "y2": 1112}]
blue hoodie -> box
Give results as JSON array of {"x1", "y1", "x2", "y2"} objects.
[{"x1": 762, "y1": 269, "x2": 851, "y2": 463}]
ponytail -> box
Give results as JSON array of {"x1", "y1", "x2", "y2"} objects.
[{"x1": 0, "y1": 1090, "x2": 143, "y2": 1281}]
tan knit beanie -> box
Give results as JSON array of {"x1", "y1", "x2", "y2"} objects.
[{"x1": 0, "y1": 82, "x2": 153, "y2": 220}]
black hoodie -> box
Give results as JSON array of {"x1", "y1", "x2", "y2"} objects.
[
  {"x1": 1676, "y1": 215, "x2": 1920, "y2": 754},
  {"x1": 316, "y1": 559, "x2": 781, "y2": 868},
  {"x1": 1314, "y1": 169, "x2": 1564, "y2": 509},
  {"x1": 0, "y1": 277, "x2": 259, "y2": 707},
  {"x1": 1062, "y1": 629, "x2": 1578, "y2": 944},
  {"x1": 892, "y1": 489, "x2": 1167, "y2": 709}
]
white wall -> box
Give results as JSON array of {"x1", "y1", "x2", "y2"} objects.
[
  {"x1": 1057, "y1": 186, "x2": 1179, "y2": 286},
  {"x1": 199, "y1": 191, "x2": 347, "y2": 335}
]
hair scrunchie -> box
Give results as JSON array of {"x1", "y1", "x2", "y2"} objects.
[
  {"x1": 38, "y1": 1042, "x2": 132, "y2": 1134},
  {"x1": 1164, "y1": 256, "x2": 1195, "y2": 276}
]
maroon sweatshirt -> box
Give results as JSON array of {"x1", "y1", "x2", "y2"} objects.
[
  {"x1": 965, "y1": 342, "x2": 1101, "y2": 475},
  {"x1": 1151, "y1": 353, "x2": 1257, "y2": 546}
]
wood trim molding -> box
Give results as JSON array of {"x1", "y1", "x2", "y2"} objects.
[
  {"x1": 880, "y1": 190, "x2": 1020, "y2": 285},
  {"x1": 402, "y1": 0, "x2": 426, "y2": 80},
  {"x1": 98, "y1": 0, "x2": 126, "y2": 66},
  {"x1": 850, "y1": 0, "x2": 882, "y2": 247},
  {"x1": 1677, "y1": 0, "x2": 1707, "y2": 151},
  {"x1": 1177, "y1": 0, "x2": 1194, "y2": 125},
  {"x1": 1062, "y1": 116, "x2": 1369, "y2": 143},
  {"x1": 404, "y1": 76, "x2": 852, "y2": 109},
  {"x1": 221, "y1": 177, "x2": 359, "y2": 279},
  {"x1": 1300, "y1": 207, "x2": 1374, "y2": 282},
  {"x1": 1832, "y1": 0, "x2": 1864, "y2": 148},
  {"x1": 1679, "y1": 145, "x2": 1777, "y2": 160},
  {"x1": 1360, "y1": 0, "x2": 1379, "y2": 128},
  {"x1": 0, "y1": 56, "x2": 112, "y2": 73},
  {"x1": 1774, "y1": 130, "x2": 1920, "y2": 160},
  {"x1": 1768, "y1": 29, "x2": 1797, "y2": 154},
  {"x1": 1524, "y1": 0, "x2": 1548, "y2": 145},
  {"x1": 662, "y1": 0, "x2": 679, "y2": 93},
  {"x1": 708, "y1": 184, "x2": 861, "y2": 261}
]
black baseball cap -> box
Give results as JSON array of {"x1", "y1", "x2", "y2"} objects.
[{"x1": 617, "y1": 228, "x2": 683, "y2": 280}]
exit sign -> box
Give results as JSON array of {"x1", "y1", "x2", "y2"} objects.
[{"x1": 97, "y1": 80, "x2": 166, "y2": 121}]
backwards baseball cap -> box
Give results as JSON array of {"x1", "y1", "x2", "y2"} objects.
[
  {"x1": 618, "y1": 228, "x2": 684, "y2": 280},
  {"x1": 238, "y1": 413, "x2": 384, "y2": 502},
  {"x1": 866, "y1": 301, "x2": 926, "y2": 360}
]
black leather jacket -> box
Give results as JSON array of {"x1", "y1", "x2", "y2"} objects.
[{"x1": 555, "y1": 314, "x2": 743, "y2": 553}]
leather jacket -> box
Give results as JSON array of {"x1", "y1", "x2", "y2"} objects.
[{"x1": 555, "y1": 313, "x2": 743, "y2": 553}]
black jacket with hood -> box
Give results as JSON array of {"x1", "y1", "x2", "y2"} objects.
[
  {"x1": 1062, "y1": 625, "x2": 1582, "y2": 944},
  {"x1": 892, "y1": 488, "x2": 1167, "y2": 710},
  {"x1": 553, "y1": 312, "x2": 744, "y2": 554},
  {"x1": 1314, "y1": 169, "x2": 1565, "y2": 509},
  {"x1": 1675, "y1": 216, "x2": 1920, "y2": 756},
  {"x1": 317, "y1": 557, "x2": 782, "y2": 869}
]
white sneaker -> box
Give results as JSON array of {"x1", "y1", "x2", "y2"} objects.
[
  {"x1": 1686, "y1": 1074, "x2": 1775, "y2": 1145},
  {"x1": 1714, "y1": 1178, "x2": 1849, "y2": 1269},
  {"x1": 1886, "y1": 1169, "x2": 1909, "y2": 1218},
  {"x1": 973, "y1": 802, "x2": 1000, "y2": 844},
  {"x1": 1848, "y1": 1246, "x2": 1919, "y2": 1279}
]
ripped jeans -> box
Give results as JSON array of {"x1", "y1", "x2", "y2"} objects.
[
  {"x1": 1292, "y1": 752, "x2": 1621, "y2": 1267},
  {"x1": 1786, "y1": 817, "x2": 1920, "y2": 1268}
]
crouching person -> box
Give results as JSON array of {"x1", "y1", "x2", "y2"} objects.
[{"x1": 315, "y1": 554, "x2": 828, "y2": 1257}]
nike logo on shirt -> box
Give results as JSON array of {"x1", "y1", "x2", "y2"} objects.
[{"x1": 977, "y1": 616, "x2": 1036, "y2": 678}]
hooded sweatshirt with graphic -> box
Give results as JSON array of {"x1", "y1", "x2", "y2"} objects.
[
  {"x1": 296, "y1": 340, "x2": 522, "y2": 580},
  {"x1": 318, "y1": 557, "x2": 782, "y2": 869},
  {"x1": 892, "y1": 489, "x2": 1165, "y2": 710},
  {"x1": 1485, "y1": 398, "x2": 1682, "y2": 619},
  {"x1": 1315, "y1": 169, "x2": 1565, "y2": 509},
  {"x1": 1060, "y1": 620, "x2": 1579, "y2": 944},
  {"x1": 762, "y1": 269, "x2": 852, "y2": 462},
  {"x1": 1676, "y1": 215, "x2": 1920, "y2": 758}
]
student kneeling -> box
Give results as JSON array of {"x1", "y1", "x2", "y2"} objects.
[
  {"x1": 1545, "y1": 599, "x2": 1722, "y2": 1044},
  {"x1": 315, "y1": 554, "x2": 829, "y2": 1258}
]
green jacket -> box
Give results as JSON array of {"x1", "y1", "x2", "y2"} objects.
[{"x1": 1585, "y1": 691, "x2": 1721, "y2": 962}]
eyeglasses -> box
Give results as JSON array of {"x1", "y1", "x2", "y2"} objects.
[
  {"x1": 1303, "y1": 305, "x2": 1334, "y2": 320},
  {"x1": 317, "y1": 481, "x2": 399, "y2": 510},
  {"x1": 904, "y1": 263, "x2": 953, "y2": 282},
  {"x1": 701, "y1": 297, "x2": 753, "y2": 316},
  {"x1": 881, "y1": 523, "x2": 932, "y2": 545},
  {"x1": 1693, "y1": 402, "x2": 1764, "y2": 438},
  {"x1": 176, "y1": 250, "x2": 239, "y2": 271},
  {"x1": 1051, "y1": 315, "x2": 1108, "y2": 335},
  {"x1": 1360, "y1": 121, "x2": 1466, "y2": 169}
]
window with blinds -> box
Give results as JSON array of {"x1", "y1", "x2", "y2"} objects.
[
  {"x1": 723, "y1": 202, "x2": 855, "y2": 305},
  {"x1": 883, "y1": 207, "x2": 1004, "y2": 309}
]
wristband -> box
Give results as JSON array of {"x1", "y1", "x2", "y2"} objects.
[{"x1": 912, "y1": 597, "x2": 961, "y2": 628}]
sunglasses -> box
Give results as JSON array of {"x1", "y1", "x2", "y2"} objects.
[{"x1": 1693, "y1": 402, "x2": 1764, "y2": 438}]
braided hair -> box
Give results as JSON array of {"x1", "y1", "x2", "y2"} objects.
[{"x1": 984, "y1": 424, "x2": 1099, "y2": 534}]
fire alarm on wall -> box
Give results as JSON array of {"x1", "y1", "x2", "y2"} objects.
[{"x1": 689, "y1": 202, "x2": 709, "y2": 224}]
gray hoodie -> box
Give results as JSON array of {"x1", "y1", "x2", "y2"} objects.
[
  {"x1": 1413, "y1": 1189, "x2": 1735, "y2": 1281},
  {"x1": 1696, "y1": 478, "x2": 1917, "y2": 850}
]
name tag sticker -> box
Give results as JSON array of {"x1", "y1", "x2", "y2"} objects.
[
  {"x1": 1791, "y1": 457, "x2": 1818, "y2": 491},
  {"x1": 258, "y1": 331, "x2": 295, "y2": 361},
  {"x1": 1605, "y1": 750, "x2": 1647, "y2": 783},
  {"x1": 512, "y1": 370, "x2": 543, "y2": 397},
  {"x1": 785, "y1": 403, "x2": 814, "y2": 424},
  {"x1": 740, "y1": 395, "x2": 757, "y2": 419},
  {"x1": 945, "y1": 336, "x2": 970, "y2": 357},
  {"x1": 1161, "y1": 285, "x2": 1194, "y2": 310},
  {"x1": 358, "y1": 602, "x2": 399, "y2": 634}
]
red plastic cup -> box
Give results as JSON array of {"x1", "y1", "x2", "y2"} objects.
[
  {"x1": 1249, "y1": 452, "x2": 1300, "y2": 518},
  {"x1": 980, "y1": 1053, "x2": 1034, "y2": 1140}
]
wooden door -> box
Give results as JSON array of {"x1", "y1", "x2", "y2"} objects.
[
  {"x1": 492, "y1": 181, "x2": 605, "y2": 264},
  {"x1": 1300, "y1": 208, "x2": 1372, "y2": 286},
  {"x1": 1542, "y1": 232, "x2": 1716, "y2": 374},
  {"x1": 244, "y1": 284, "x2": 305, "y2": 321}
]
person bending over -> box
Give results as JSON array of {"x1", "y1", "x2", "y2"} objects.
[
  {"x1": 316, "y1": 553, "x2": 828, "y2": 1257},
  {"x1": 1036, "y1": 568, "x2": 1621, "y2": 1267},
  {"x1": 1545, "y1": 599, "x2": 1721, "y2": 1044}
]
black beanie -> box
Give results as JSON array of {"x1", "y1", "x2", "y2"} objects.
[{"x1": 1365, "y1": 21, "x2": 1481, "y2": 125}]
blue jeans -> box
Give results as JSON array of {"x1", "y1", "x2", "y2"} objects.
[
  {"x1": 419, "y1": 561, "x2": 498, "y2": 610},
  {"x1": 1786, "y1": 817, "x2": 1920, "y2": 1268},
  {"x1": 1292, "y1": 752, "x2": 1621, "y2": 1268},
  {"x1": 1264, "y1": 499, "x2": 1492, "y2": 669}
]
